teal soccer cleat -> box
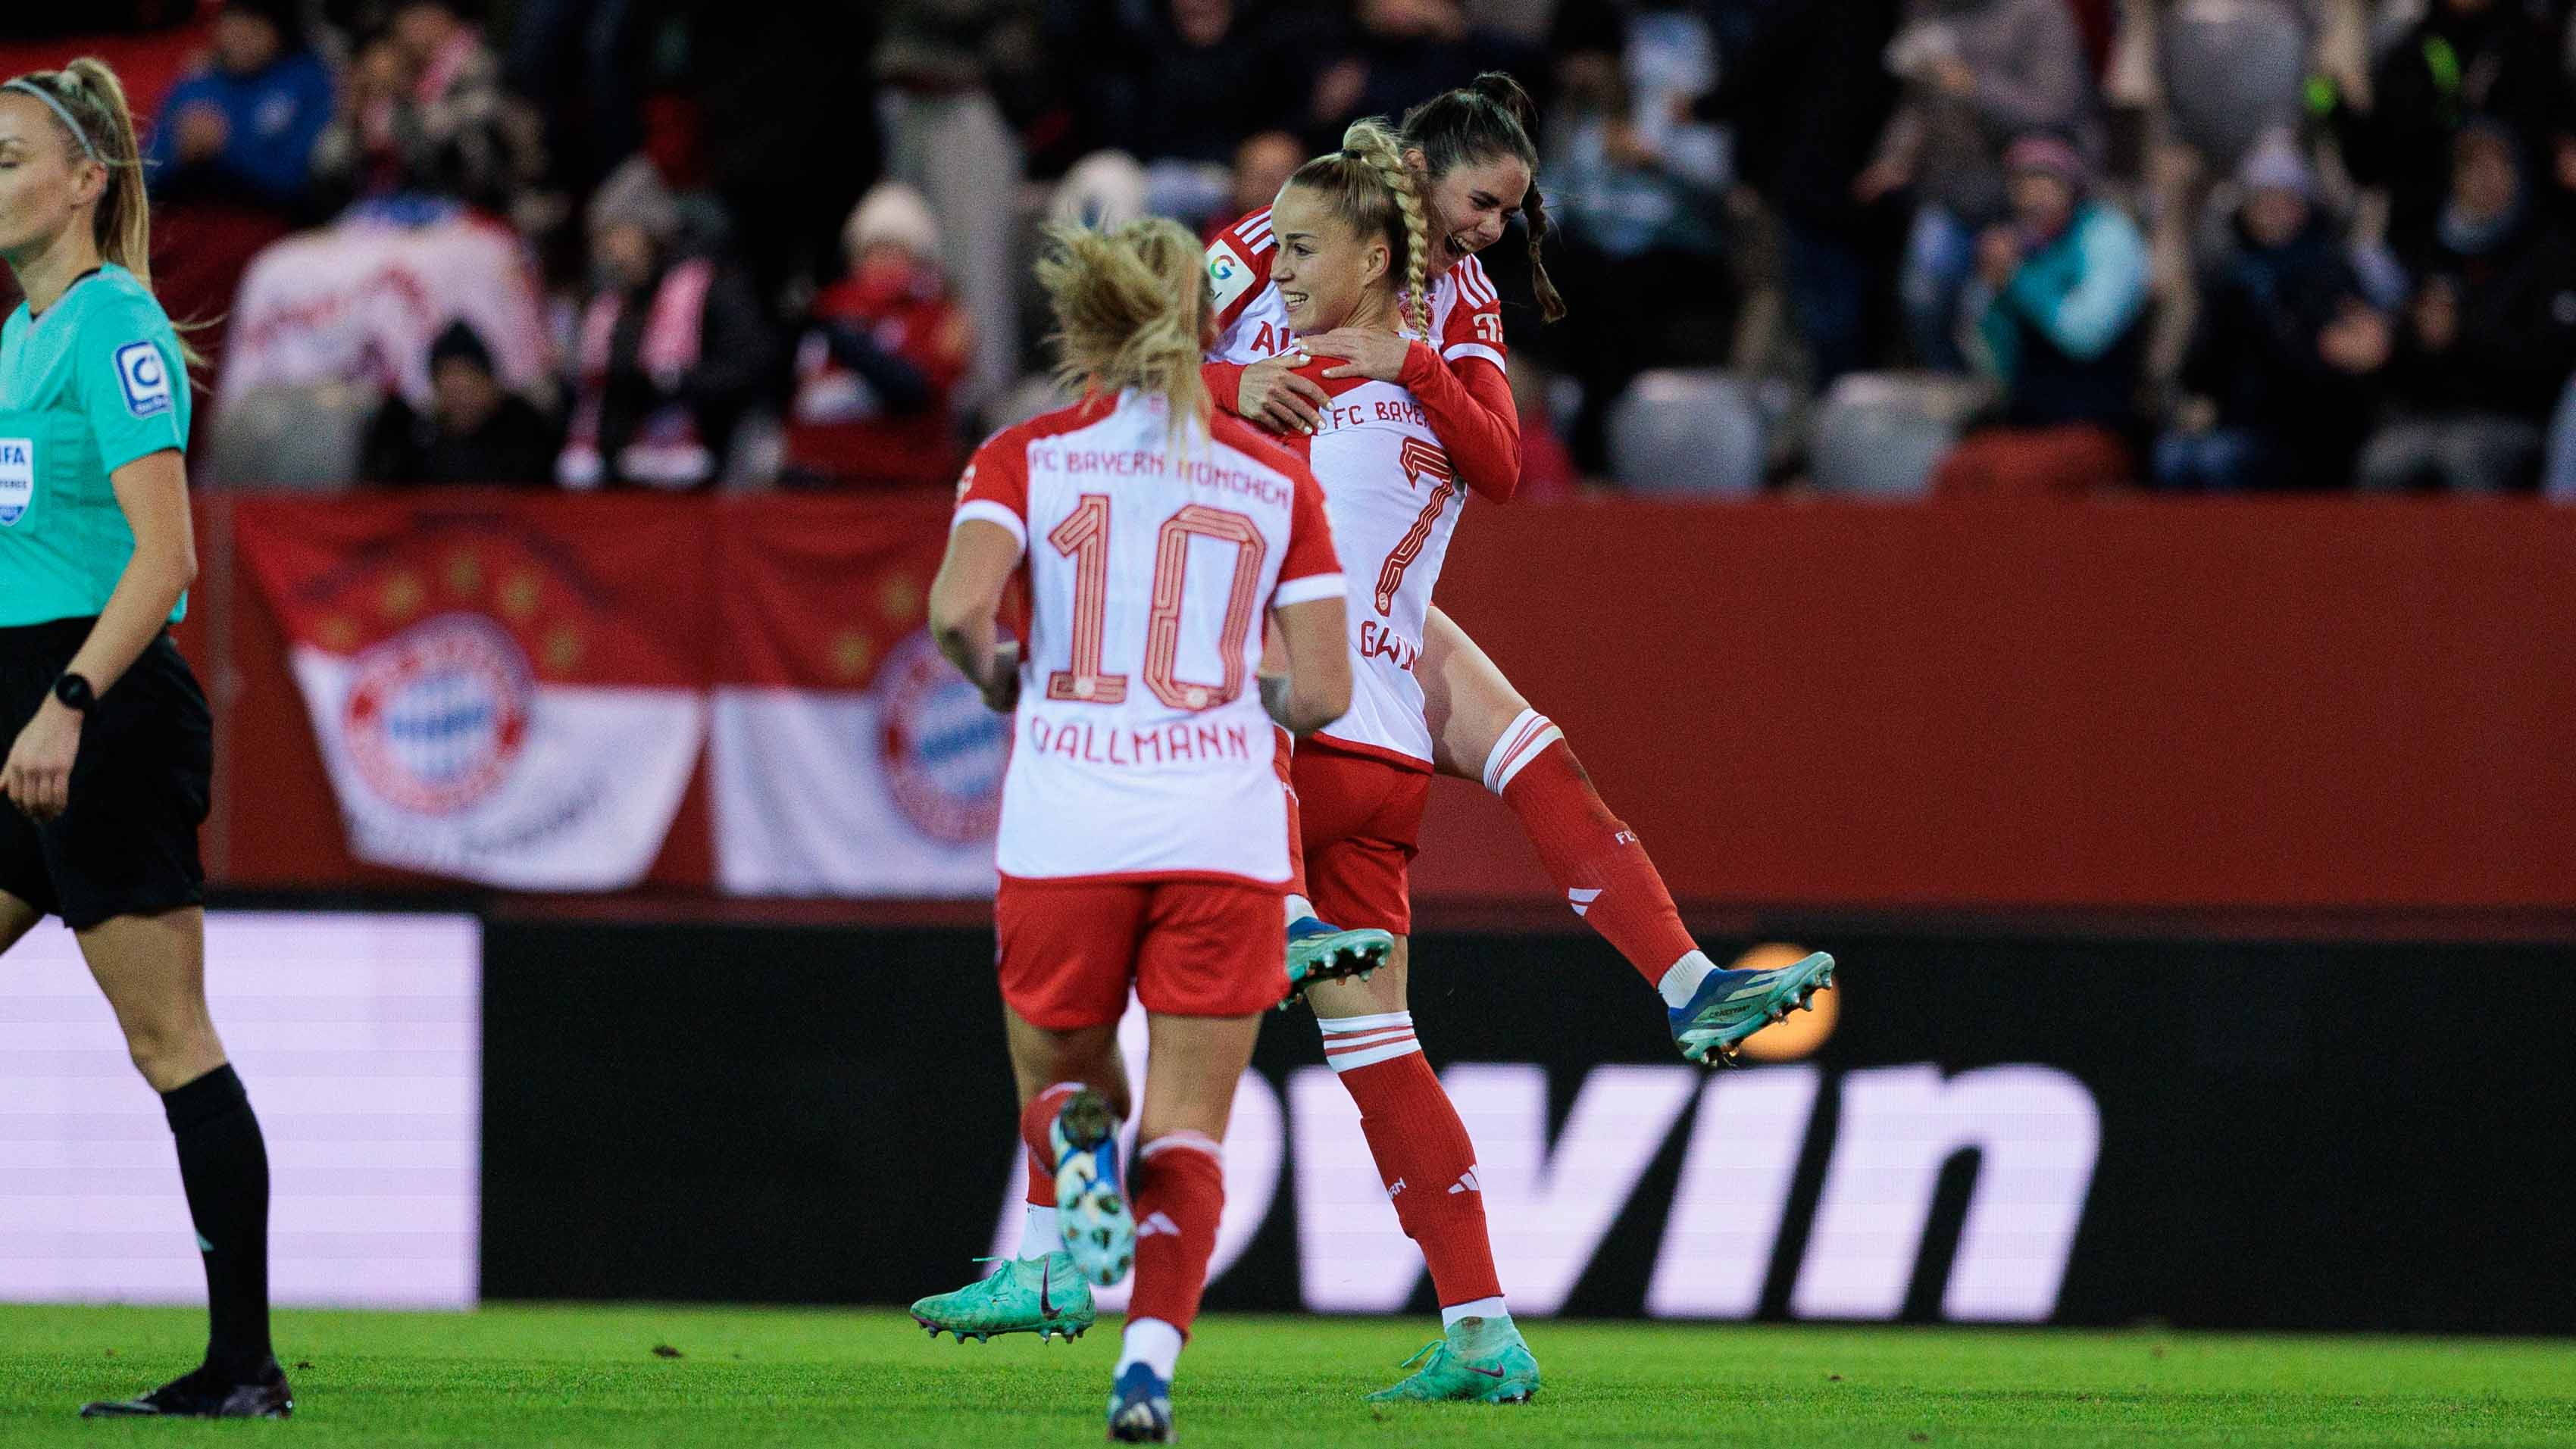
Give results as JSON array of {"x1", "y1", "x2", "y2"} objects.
[
  {"x1": 1280, "y1": 916, "x2": 1393, "y2": 1007},
  {"x1": 1669, "y1": 951, "x2": 1837, "y2": 1065},
  {"x1": 908, "y1": 1253, "x2": 1096, "y2": 1343},
  {"x1": 1365, "y1": 1323, "x2": 1541, "y2": 1404}
]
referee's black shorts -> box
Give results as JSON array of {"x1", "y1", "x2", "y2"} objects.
[{"x1": 0, "y1": 618, "x2": 211, "y2": 931}]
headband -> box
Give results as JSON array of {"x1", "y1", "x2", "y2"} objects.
[{"x1": 2, "y1": 79, "x2": 97, "y2": 163}]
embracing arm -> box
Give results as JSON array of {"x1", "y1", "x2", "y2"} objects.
[{"x1": 1399, "y1": 344, "x2": 1520, "y2": 502}]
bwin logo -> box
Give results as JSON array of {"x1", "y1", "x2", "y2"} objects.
[{"x1": 995, "y1": 1044, "x2": 2101, "y2": 1325}]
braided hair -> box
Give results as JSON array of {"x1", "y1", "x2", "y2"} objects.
[
  {"x1": 1399, "y1": 71, "x2": 1566, "y2": 322},
  {"x1": 1283, "y1": 118, "x2": 1428, "y2": 336}
]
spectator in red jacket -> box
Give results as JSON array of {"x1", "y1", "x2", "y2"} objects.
[{"x1": 782, "y1": 182, "x2": 972, "y2": 488}]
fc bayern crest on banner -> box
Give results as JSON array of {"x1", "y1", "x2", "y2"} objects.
[
  {"x1": 878, "y1": 628, "x2": 1009, "y2": 846},
  {"x1": 342, "y1": 614, "x2": 534, "y2": 816}
]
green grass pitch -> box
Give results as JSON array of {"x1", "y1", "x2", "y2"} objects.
[{"x1": 5, "y1": 1304, "x2": 2572, "y2": 1447}]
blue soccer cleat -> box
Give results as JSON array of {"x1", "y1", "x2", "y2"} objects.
[
  {"x1": 1669, "y1": 951, "x2": 1837, "y2": 1066},
  {"x1": 1049, "y1": 1089, "x2": 1133, "y2": 1287},
  {"x1": 1280, "y1": 915, "x2": 1393, "y2": 1007},
  {"x1": 1105, "y1": 1362, "x2": 1174, "y2": 1442}
]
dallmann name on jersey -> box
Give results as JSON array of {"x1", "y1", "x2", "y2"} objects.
[{"x1": 1025, "y1": 715, "x2": 1260, "y2": 767}]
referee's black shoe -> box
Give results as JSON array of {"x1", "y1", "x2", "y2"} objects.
[{"x1": 79, "y1": 1359, "x2": 293, "y2": 1419}]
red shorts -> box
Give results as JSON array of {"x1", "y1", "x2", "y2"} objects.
[
  {"x1": 995, "y1": 875, "x2": 1289, "y2": 1029},
  {"x1": 1290, "y1": 739, "x2": 1430, "y2": 936}
]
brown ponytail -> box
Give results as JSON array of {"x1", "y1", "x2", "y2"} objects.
[
  {"x1": 1401, "y1": 70, "x2": 1568, "y2": 323},
  {"x1": 1036, "y1": 217, "x2": 1213, "y2": 451},
  {"x1": 6, "y1": 58, "x2": 204, "y2": 367}
]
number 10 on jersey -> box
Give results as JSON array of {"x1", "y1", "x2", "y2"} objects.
[{"x1": 1044, "y1": 494, "x2": 1269, "y2": 712}]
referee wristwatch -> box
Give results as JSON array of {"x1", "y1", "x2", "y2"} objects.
[{"x1": 52, "y1": 673, "x2": 94, "y2": 713}]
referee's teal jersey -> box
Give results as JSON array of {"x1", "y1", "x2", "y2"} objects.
[{"x1": 0, "y1": 263, "x2": 189, "y2": 627}]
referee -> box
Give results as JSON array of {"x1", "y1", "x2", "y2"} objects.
[{"x1": 0, "y1": 62, "x2": 287, "y2": 1418}]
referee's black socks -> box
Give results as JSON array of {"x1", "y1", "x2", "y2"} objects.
[{"x1": 160, "y1": 1063, "x2": 274, "y2": 1377}]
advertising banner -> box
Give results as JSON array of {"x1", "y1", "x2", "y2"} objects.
[
  {"x1": 479, "y1": 920, "x2": 2576, "y2": 1332},
  {"x1": 708, "y1": 497, "x2": 1008, "y2": 897},
  {"x1": 0, "y1": 913, "x2": 482, "y2": 1309},
  {"x1": 235, "y1": 497, "x2": 708, "y2": 890}
]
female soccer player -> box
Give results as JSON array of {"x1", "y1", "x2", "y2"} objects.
[
  {"x1": 0, "y1": 61, "x2": 287, "y2": 1419},
  {"x1": 1258, "y1": 117, "x2": 1542, "y2": 1404},
  {"x1": 926, "y1": 215, "x2": 1351, "y2": 1444},
  {"x1": 1203, "y1": 75, "x2": 1835, "y2": 1064}
]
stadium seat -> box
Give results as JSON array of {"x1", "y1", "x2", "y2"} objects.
[
  {"x1": 1809, "y1": 372, "x2": 1999, "y2": 498},
  {"x1": 1605, "y1": 370, "x2": 1766, "y2": 495},
  {"x1": 205, "y1": 383, "x2": 379, "y2": 491}
]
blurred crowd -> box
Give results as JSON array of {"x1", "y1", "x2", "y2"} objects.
[{"x1": 18, "y1": 0, "x2": 2576, "y2": 496}]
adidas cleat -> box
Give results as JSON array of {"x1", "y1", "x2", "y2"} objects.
[
  {"x1": 80, "y1": 1360, "x2": 293, "y2": 1419},
  {"x1": 909, "y1": 1252, "x2": 1096, "y2": 1342},
  {"x1": 1051, "y1": 1089, "x2": 1134, "y2": 1287},
  {"x1": 1365, "y1": 1331, "x2": 1540, "y2": 1404},
  {"x1": 1280, "y1": 916, "x2": 1393, "y2": 1007},
  {"x1": 1105, "y1": 1361, "x2": 1174, "y2": 1441},
  {"x1": 1669, "y1": 951, "x2": 1837, "y2": 1065}
]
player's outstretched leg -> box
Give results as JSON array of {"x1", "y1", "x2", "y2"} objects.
[
  {"x1": 1274, "y1": 728, "x2": 1391, "y2": 1001},
  {"x1": 1477, "y1": 707, "x2": 1835, "y2": 1061},
  {"x1": 1029, "y1": 1081, "x2": 1133, "y2": 1286},
  {"x1": 908, "y1": 1145, "x2": 1097, "y2": 1343}
]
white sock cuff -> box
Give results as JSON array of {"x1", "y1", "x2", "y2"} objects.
[
  {"x1": 1019, "y1": 1204, "x2": 1060, "y2": 1260},
  {"x1": 1481, "y1": 708, "x2": 1563, "y2": 795},
  {"x1": 1136, "y1": 1130, "x2": 1223, "y2": 1165},
  {"x1": 1318, "y1": 1010, "x2": 1420, "y2": 1072},
  {"x1": 1440, "y1": 1294, "x2": 1510, "y2": 1328},
  {"x1": 1317, "y1": 1010, "x2": 1414, "y2": 1034},
  {"x1": 1118, "y1": 1316, "x2": 1186, "y2": 1382}
]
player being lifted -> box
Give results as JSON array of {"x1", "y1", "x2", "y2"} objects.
[
  {"x1": 1207, "y1": 75, "x2": 1834, "y2": 1063},
  {"x1": 925, "y1": 216, "x2": 1351, "y2": 1443}
]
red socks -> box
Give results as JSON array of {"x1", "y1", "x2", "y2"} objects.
[
  {"x1": 1126, "y1": 1132, "x2": 1227, "y2": 1336},
  {"x1": 1319, "y1": 1012, "x2": 1503, "y2": 1307},
  {"x1": 1487, "y1": 711, "x2": 1698, "y2": 989}
]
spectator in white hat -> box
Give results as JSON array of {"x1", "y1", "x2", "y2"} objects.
[{"x1": 781, "y1": 181, "x2": 973, "y2": 488}]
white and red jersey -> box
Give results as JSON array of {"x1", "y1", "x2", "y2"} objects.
[
  {"x1": 1279, "y1": 357, "x2": 1461, "y2": 768},
  {"x1": 954, "y1": 390, "x2": 1344, "y2": 885},
  {"x1": 1205, "y1": 206, "x2": 1508, "y2": 373}
]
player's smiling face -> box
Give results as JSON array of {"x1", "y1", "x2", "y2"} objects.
[
  {"x1": 0, "y1": 95, "x2": 102, "y2": 262},
  {"x1": 1416, "y1": 150, "x2": 1530, "y2": 279},
  {"x1": 1269, "y1": 184, "x2": 1393, "y2": 336}
]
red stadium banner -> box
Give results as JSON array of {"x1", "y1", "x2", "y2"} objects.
[
  {"x1": 232, "y1": 495, "x2": 711, "y2": 890},
  {"x1": 706, "y1": 495, "x2": 1009, "y2": 896}
]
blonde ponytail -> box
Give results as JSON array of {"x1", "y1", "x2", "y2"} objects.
[
  {"x1": 7, "y1": 58, "x2": 204, "y2": 368},
  {"x1": 1281, "y1": 120, "x2": 1427, "y2": 336},
  {"x1": 1035, "y1": 217, "x2": 1213, "y2": 449},
  {"x1": 56, "y1": 59, "x2": 152, "y2": 292}
]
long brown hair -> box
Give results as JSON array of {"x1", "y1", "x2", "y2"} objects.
[
  {"x1": 1036, "y1": 217, "x2": 1213, "y2": 448},
  {"x1": 1399, "y1": 71, "x2": 1567, "y2": 322},
  {"x1": 5, "y1": 58, "x2": 204, "y2": 367},
  {"x1": 1283, "y1": 119, "x2": 1430, "y2": 336}
]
